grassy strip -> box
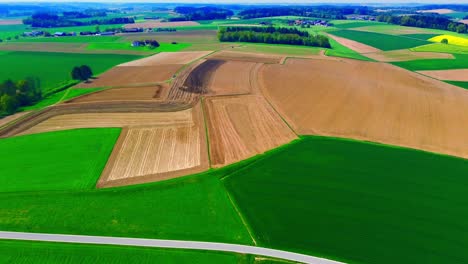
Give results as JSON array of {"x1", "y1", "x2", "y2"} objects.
[
  {"x1": 392, "y1": 53, "x2": 468, "y2": 71},
  {"x1": 0, "y1": 128, "x2": 121, "y2": 193},
  {"x1": 0, "y1": 240, "x2": 247, "y2": 264},
  {"x1": 411, "y1": 43, "x2": 468, "y2": 54},
  {"x1": 223, "y1": 135, "x2": 468, "y2": 264},
  {"x1": 329, "y1": 29, "x2": 429, "y2": 51},
  {"x1": 325, "y1": 36, "x2": 374, "y2": 61}
]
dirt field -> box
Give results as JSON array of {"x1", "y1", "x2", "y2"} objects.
[
  {"x1": 326, "y1": 33, "x2": 381, "y2": 53},
  {"x1": 259, "y1": 58, "x2": 468, "y2": 159},
  {"x1": 0, "y1": 19, "x2": 23, "y2": 25},
  {"x1": 209, "y1": 51, "x2": 283, "y2": 64},
  {"x1": 365, "y1": 49, "x2": 454, "y2": 62},
  {"x1": 119, "y1": 51, "x2": 212, "y2": 66},
  {"x1": 124, "y1": 20, "x2": 200, "y2": 29},
  {"x1": 97, "y1": 102, "x2": 208, "y2": 187},
  {"x1": 75, "y1": 66, "x2": 180, "y2": 88},
  {"x1": 207, "y1": 61, "x2": 258, "y2": 96},
  {"x1": 417, "y1": 69, "x2": 468, "y2": 81},
  {"x1": 418, "y1": 9, "x2": 454, "y2": 14},
  {"x1": 0, "y1": 112, "x2": 30, "y2": 128},
  {"x1": 19, "y1": 109, "x2": 193, "y2": 136},
  {"x1": 67, "y1": 85, "x2": 167, "y2": 103},
  {"x1": 166, "y1": 59, "x2": 206, "y2": 104},
  {"x1": 204, "y1": 95, "x2": 296, "y2": 167},
  {"x1": 0, "y1": 42, "x2": 151, "y2": 55}
]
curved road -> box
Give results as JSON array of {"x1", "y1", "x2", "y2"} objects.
[{"x1": 0, "y1": 231, "x2": 343, "y2": 264}]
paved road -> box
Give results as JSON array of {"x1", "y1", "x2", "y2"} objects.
[{"x1": 0, "y1": 231, "x2": 343, "y2": 264}]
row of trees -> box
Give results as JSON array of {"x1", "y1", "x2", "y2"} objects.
[
  {"x1": 0, "y1": 78, "x2": 42, "y2": 114},
  {"x1": 238, "y1": 6, "x2": 372, "y2": 20},
  {"x1": 376, "y1": 14, "x2": 467, "y2": 33},
  {"x1": 218, "y1": 27, "x2": 331, "y2": 48},
  {"x1": 23, "y1": 12, "x2": 134, "y2": 28},
  {"x1": 170, "y1": 6, "x2": 233, "y2": 21}
]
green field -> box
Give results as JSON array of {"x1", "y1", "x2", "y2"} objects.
[
  {"x1": 446, "y1": 81, "x2": 468, "y2": 90},
  {"x1": 325, "y1": 36, "x2": 374, "y2": 61},
  {"x1": 392, "y1": 53, "x2": 468, "y2": 70},
  {"x1": 0, "y1": 240, "x2": 247, "y2": 264},
  {"x1": 19, "y1": 87, "x2": 103, "y2": 111},
  {"x1": 0, "y1": 128, "x2": 120, "y2": 193},
  {"x1": 87, "y1": 42, "x2": 191, "y2": 52},
  {"x1": 13, "y1": 36, "x2": 121, "y2": 43},
  {"x1": 223, "y1": 136, "x2": 468, "y2": 264},
  {"x1": 401, "y1": 33, "x2": 440, "y2": 40},
  {"x1": 332, "y1": 21, "x2": 383, "y2": 29},
  {"x1": 0, "y1": 51, "x2": 141, "y2": 92},
  {"x1": 329, "y1": 30, "x2": 429, "y2": 51}
]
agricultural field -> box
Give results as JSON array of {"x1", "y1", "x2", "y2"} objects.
[
  {"x1": 364, "y1": 49, "x2": 454, "y2": 62},
  {"x1": 224, "y1": 136, "x2": 468, "y2": 264},
  {"x1": 446, "y1": 80, "x2": 468, "y2": 89},
  {"x1": 429, "y1": 35, "x2": 468, "y2": 46},
  {"x1": 259, "y1": 58, "x2": 468, "y2": 159},
  {"x1": 68, "y1": 86, "x2": 165, "y2": 103},
  {"x1": 0, "y1": 240, "x2": 248, "y2": 264},
  {"x1": 0, "y1": 128, "x2": 120, "y2": 192},
  {"x1": 329, "y1": 30, "x2": 430, "y2": 51},
  {"x1": 417, "y1": 69, "x2": 468, "y2": 81},
  {"x1": 392, "y1": 54, "x2": 468, "y2": 70},
  {"x1": 411, "y1": 43, "x2": 468, "y2": 54}
]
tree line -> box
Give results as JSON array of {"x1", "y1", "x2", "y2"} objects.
[
  {"x1": 218, "y1": 27, "x2": 331, "y2": 48},
  {"x1": 169, "y1": 6, "x2": 233, "y2": 21},
  {"x1": 237, "y1": 6, "x2": 372, "y2": 20},
  {"x1": 0, "y1": 78, "x2": 42, "y2": 114},
  {"x1": 23, "y1": 12, "x2": 134, "y2": 28},
  {"x1": 376, "y1": 14, "x2": 467, "y2": 33}
]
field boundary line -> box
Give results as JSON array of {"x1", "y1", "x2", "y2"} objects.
[
  {"x1": 0, "y1": 231, "x2": 342, "y2": 264},
  {"x1": 200, "y1": 97, "x2": 212, "y2": 167}
]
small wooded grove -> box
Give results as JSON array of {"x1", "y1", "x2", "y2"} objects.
[
  {"x1": 0, "y1": 78, "x2": 42, "y2": 114},
  {"x1": 218, "y1": 27, "x2": 331, "y2": 48}
]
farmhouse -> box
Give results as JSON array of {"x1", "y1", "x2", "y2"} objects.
[{"x1": 23, "y1": 31, "x2": 43, "y2": 37}]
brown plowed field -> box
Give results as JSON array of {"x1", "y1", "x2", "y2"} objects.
[
  {"x1": 19, "y1": 108, "x2": 193, "y2": 136},
  {"x1": 124, "y1": 20, "x2": 199, "y2": 29},
  {"x1": 209, "y1": 51, "x2": 283, "y2": 64},
  {"x1": 204, "y1": 95, "x2": 296, "y2": 167},
  {"x1": 417, "y1": 69, "x2": 468, "y2": 81},
  {"x1": 365, "y1": 49, "x2": 454, "y2": 62},
  {"x1": 259, "y1": 58, "x2": 468, "y2": 159},
  {"x1": 327, "y1": 33, "x2": 381, "y2": 53},
  {"x1": 166, "y1": 59, "x2": 206, "y2": 104},
  {"x1": 97, "y1": 102, "x2": 208, "y2": 188},
  {"x1": 75, "y1": 65, "x2": 180, "y2": 88},
  {"x1": 119, "y1": 51, "x2": 212, "y2": 66},
  {"x1": 207, "y1": 61, "x2": 258, "y2": 96},
  {"x1": 183, "y1": 59, "x2": 225, "y2": 94},
  {"x1": 67, "y1": 85, "x2": 167, "y2": 103},
  {"x1": 0, "y1": 111, "x2": 30, "y2": 128}
]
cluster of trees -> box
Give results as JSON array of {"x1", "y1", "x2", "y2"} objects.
[
  {"x1": 376, "y1": 14, "x2": 467, "y2": 33},
  {"x1": 71, "y1": 65, "x2": 93, "y2": 82},
  {"x1": 153, "y1": 28, "x2": 177, "y2": 32},
  {"x1": 23, "y1": 12, "x2": 134, "y2": 28},
  {"x1": 218, "y1": 27, "x2": 331, "y2": 48},
  {"x1": 0, "y1": 78, "x2": 41, "y2": 114},
  {"x1": 132, "y1": 39, "x2": 160, "y2": 48},
  {"x1": 62, "y1": 9, "x2": 107, "y2": 19},
  {"x1": 169, "y1": 6, "x2": 233, "y2": 21},
  {"x1": 238, "y1": 6, "x2": 372, "y2": 20}
]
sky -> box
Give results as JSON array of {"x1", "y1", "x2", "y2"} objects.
[{"x1": 0, "y1": 0, "x2": 467, "y2": 3}]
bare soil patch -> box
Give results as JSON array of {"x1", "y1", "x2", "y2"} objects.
[
  {"x1": 204, "y1": 95, "x2": 296, "y2": 167},
  {"x1": 207, "y1": 61, "x2": 258, "y2": 96},
  {"x1": 119, "y1": 51, "x2": 212, "y2": 66},
  {"x1": 0, "y1": 19, "x2": 23, "y2": 25},
  {"x1": 19, "y1": 109, "x2": 193, "y2": 136},
  {"x1": 183, "y1": 59, "x2": 225, "y2": 94},
  {"x1": 0, "y1": 112, "x2": 30, "y2": 128},
  {"x1": 209, "y1": 51, "x2": 283, "y2": 64},
  {"x1": 75, "y1": 65, "x2": 180, "y2": 88},
  {"x1": 97, "y1": 102, "x2": 208, "y2": 188},
  {"x1": 67, "y1": 85, "x2": 167, "y2": 103},
  {"x1": 124, "y1": 20, "x2": 200, "y2": 29},
  {"x1": 365, "y1": 49, "x2": 454, "y2": 62},
  {"x1": 327, "y1": 33, "x2": 380, "y2": 53},
  {"x1": 259, "y1": 58, "x2": 468, "y2": 159},
  {"x1": 417, "y1": 69, "x2": 468, "y2": 81}
]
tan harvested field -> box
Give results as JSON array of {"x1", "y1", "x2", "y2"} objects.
[
  {"x1": 67, "y1": 85, "x2": 167, "y2": 103},
  {"x1": 418, "y1": 9, "x2": 454, "y2": 14},
  {"x1": 327, "y1": 33, "x2": 380, "y2": 53},
  {"x1": 119, "y1": 51, "x2": 212, "y2": 66},
  {"x1": 0, "y1": 112, "x2": 30, "y2": 128},
  {"x1": 124, "y1": 20, "x2": 199, "y2": 29},
  {"x1": 204, "y1": 95, "x2": 296, "y2": 167},
  {"x1": 209, "y1": 51, "x2": 283, "y2": 64},
  {"x1": 417, "y1": 69, "x2": 468, "y2": 81},
  {"x1": 75, "y1": 65, "x2": 180, "y2": 88},
  {"x1": 166, "y1": 59, "x2": 206, "y2": 104},
  {"x1": 19, "y1": 109, "x2": 193, "y2": 136},
  {"x1": 365, "y1": 49, "x2": 454, "y2": 62},
  {"x1": 0, "y1": 42, "x2": 151, "y2": 55},
  {"x1": 0, "y1": 19, "x2": 23, "y2": 25},
  {"x1": 98, "y1": 103, "x2": 208, "y2": 187},
  {"x1": 259, "y1": 58, "x2": 468, "y2": 159},
  {"x1": 207, "y1": 61, "x2": 258, "y2": 96}
]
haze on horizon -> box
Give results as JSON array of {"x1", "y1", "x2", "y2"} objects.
[{"x1": 0, "y1": 0, "x2": 467, "y2": 3}]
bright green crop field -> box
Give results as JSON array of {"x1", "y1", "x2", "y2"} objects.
[
  {"x1": 329, "y1": 30, "x2": 430, "y2": 51},
  {"x1": 0, "y1": 240, "x2": 247, "y2": 264},
  {"x1": 401, "y1": 33, "x2": 440, "y2": 40},
  {"x1": 223, "y1": 136, "x2": 468, "y2": 264},
  {"x1": 0, "y1": 128, "x2": 120, "y2": 193},
  {"x1": 0, "y1": 51, "x2": 141, "y2": 92},
  {"x1": 12, "y1": 36, "x2": 121, "y2": 43},
  {"x1": 325, "y1": 36, "x2": 374, "y2": 61},
  {"x1": 392, "y1": 53, "x2": 468, "y2": 71},
  {"x1": 19, "y1": 87, "x2": 103, "y2": 111},
  {"x1": 411, "y1": 43, "x2": 468, "y2": 54}
]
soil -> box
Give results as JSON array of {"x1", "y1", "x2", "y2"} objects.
[
  {"x1": 119, "y1": 51, "x2": 212, "y2": 66},
  {"x1": 326, "y1": 33, "x2": 381, "y2": 53},
  {"x1": 417, "y1": 69, "x2": 468, "y2": 81},
  {"x1": 67, "y1": 85, "x2": 167, "y2": 103},
  {"x1": 207, "y1": 61, "x2": 258, "y2": 96},
  {"x1": 182, "y1": 59, "x2": 225, "y2": 94},
  {"x1": 209, "y1": 51, "x2": 283, "y2": 64}
]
